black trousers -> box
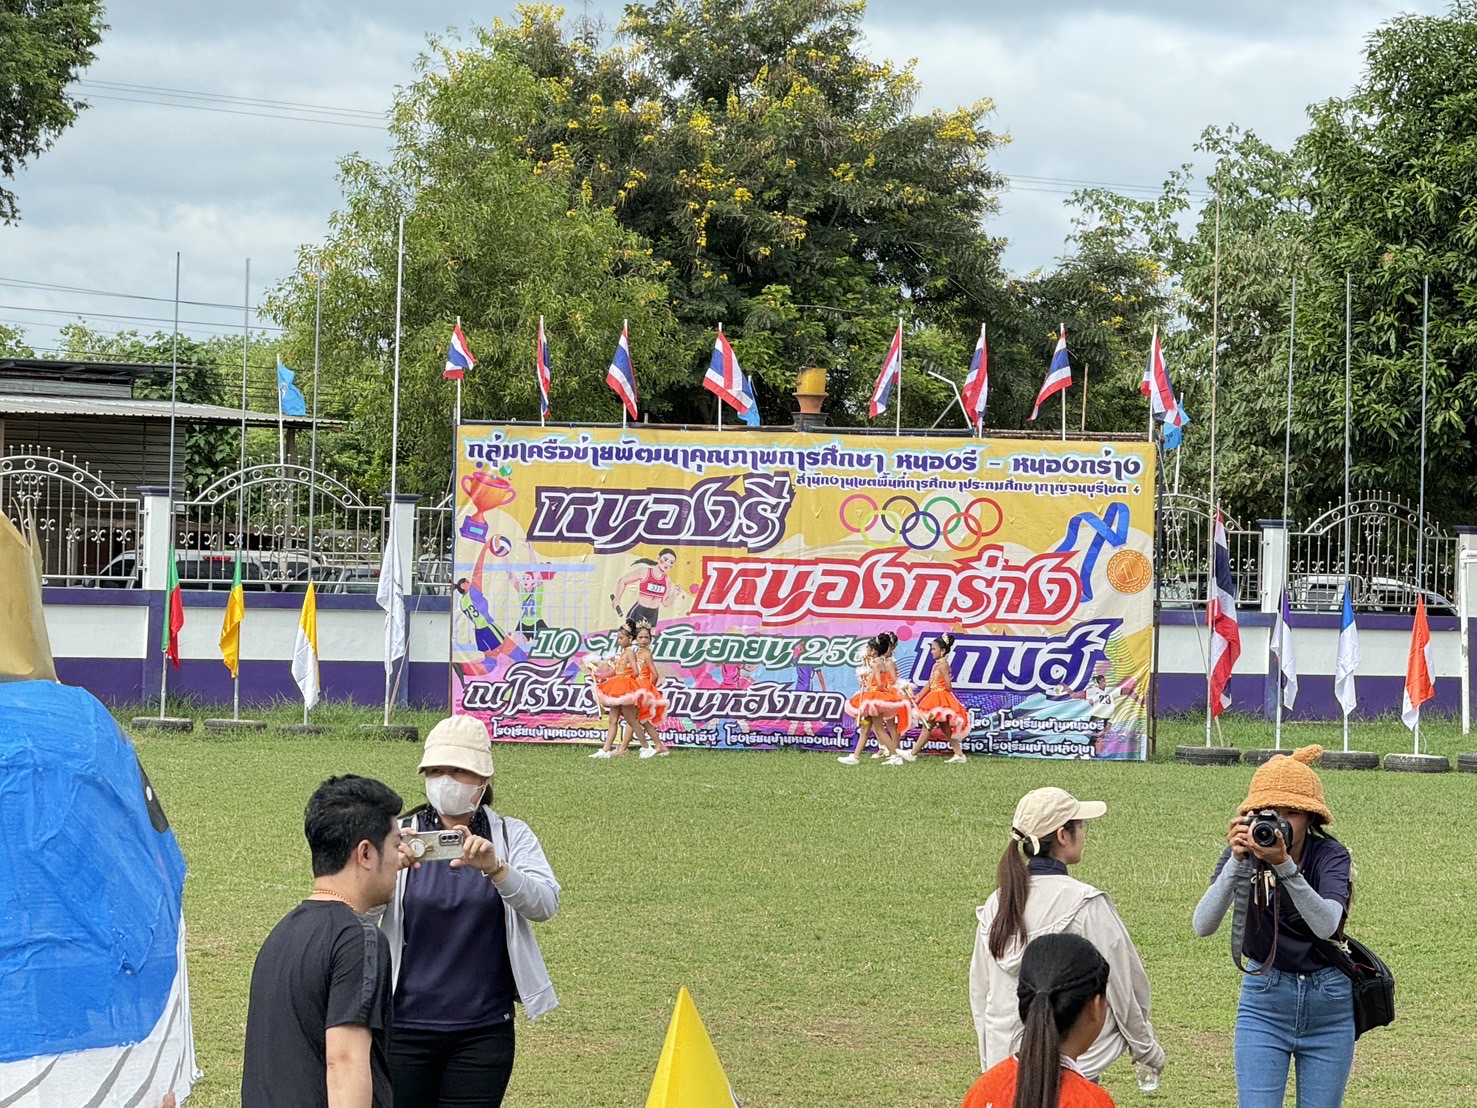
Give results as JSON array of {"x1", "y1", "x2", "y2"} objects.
[{"x1": 389, "y1": 1022, "x2": 516, "y2": 1108}]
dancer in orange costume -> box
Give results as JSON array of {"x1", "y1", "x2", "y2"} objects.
[
  {"x1": 588, "y1": 619, "x2": 644, "y2": 759},
  {"x1": 839, "y1": 632, "x2": 910, "y2": 765},
  {"x1": 621, "y1": 622, "x2": 671, "y2": 759},
  {"x1": 904, "y1": 633, "x2": 969, "y2": 763}
]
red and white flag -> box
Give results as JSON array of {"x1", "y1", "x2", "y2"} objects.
[
  {"x1": 1401, "y1": 594, "x2": 1435, "y2": 730},
  {"x1": 961, "y1": 323, "x2": 988, "y2": 428},
  {"x1": 1029, "y1": 324, "x2": 1071, "y2": 421},
  {"x1": 1208, "y1": 511, "x2": 1241, "y2": 717}
]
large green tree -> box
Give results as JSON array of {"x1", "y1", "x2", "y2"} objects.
[{"x1": 0, "y1": 0, "x2": 105, "y2": 223}]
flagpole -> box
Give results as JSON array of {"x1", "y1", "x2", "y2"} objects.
[
  {"x1": 1343, "y1": 272, "x2": 1353, "y2": 752},
  {"x1": 1205, "y1": 178, "x2": 1222, "y2": 747},
  {"x1": 306, "y1": 264, "x2": 323, "y2": 725},
  {"x1": 895, "y1": 315, "x2": 902, "y2": 438},
  {"x1": 454, "y1": 316, "x2": 463, "y2": 429},
  {"x1": 1276, "y1": 278, "x2": 1296, "y2": 750},
  {"x1": 159, "y1": 252, "x2": 181, "y2": 720},
  {"x1": 235, "y1": 259, "x2": 250, "y2": 723},
  {"x1": 978, "y1": 323, "x2": 986, "y2": 437},
  {"x1": 717, "y1": 324, "x2": 724, "y2": 432},
  {"x1": 622, "y1": 318, "x2": 629, "y2": 432},
  {"x1": 1415, "y1": 275, "x2": 1429, "y2": 755},
  {"x1": 1079, "y1": 362, "x2": 1089, "y2": 433},
  {"x1": 539, "y1": 315, "x2": 547, "y2": 428},
  {"x1": 277, "y1": 361, "x2": 286, "y2": 466},
  {"x1": 385, "y1": 213, "x2": 405, "y2": 726}
]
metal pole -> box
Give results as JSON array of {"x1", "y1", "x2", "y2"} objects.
[
  {"x1": 1344, "y1": 272, "x2": 1352, "y2": 751},
  {"x1": 306, "y1": 264, "x2": 323, "y2": 725},
  {"x1": 539, "y1": 315, "x2": 547, "y2": 429},
  {"x1": 622, "y1": 318, "x2": 628, "y2": 432},
  {"x1": 895, "y1": 315, "x2": 902, "y2": 439},
  {"x1": 1080, "y1": 361, "x2": 1089, "y2": 433},
  {"x1": 1205, "y1": 180, "x2": 1221, "y2": 747},
  {"x1": 235, "y1": 259, "x2": 249, "y2": 723},
  {"x1": 385, "y1": 213, "x2": 404, "y2": 726},
  {"x1": 1416, "y1": 276, "x2": 1429, "y2": 755},
  {"x1": 717, "y1": 324, "x2": 724, "y2": 433},
  {"x1": 158, "y1": 252, "x2": 181, "y2": 719},
  {"x1": 1276, "y1": 278, "x2": 1295, "y2": 750}
]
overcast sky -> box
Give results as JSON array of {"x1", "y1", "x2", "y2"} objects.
[{"x1": 0, "y1": 0, "x2": 1446, "y2": 362}]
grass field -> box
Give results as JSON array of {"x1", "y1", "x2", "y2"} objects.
[{"x1": 125, "y1": 705, "x2": 1477, "y2": 1107}]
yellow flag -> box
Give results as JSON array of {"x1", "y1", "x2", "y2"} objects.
[
  {"x1": 292, "y1": 582, "x2": 320, "y2": 709},
  {"x1": 220, "y1": 552, "x2": 244, "y2": 677},
  {"x1": 645, "y1": 987, "x2": 739, "y2": 1108}
]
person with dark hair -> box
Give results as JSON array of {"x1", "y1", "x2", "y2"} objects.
[
  {"x1": 243, "y1": 775, "x2": 408, "y2": 1108},
  {"x1": 962, "y1": 933, "x2": 1116, "y2": 1108},
  {"x1": 839, "y1": 636, "x2": 900, "y2": 764},
  {"x1": 1192, "y1": 745, "x2": 1354, "y2": 1107},
  {"x1": 625, "y1": 622, "x2": 672, "y2": 758},
  {"x1": 611, "y1": 548, "x2": 681, "y2": 626},
  {"x1": 588, "y1": 620, "x2": 644, "y2": 758},
  {"x1": 970, "y1": 788, "x2": 1163, "y2": 1084},
  {"x1": 904, "y1": 632, "x2": 970, "y2": 763},
  {"x1": 383, "y1": 716, "x2": 560, "y2": 1108}
]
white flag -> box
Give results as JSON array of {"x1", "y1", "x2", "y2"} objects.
[
  {"x1": 376, "y1": 528, "x2": 406, "y2": 677},
  {"x1": 291, "y1": 582, "x2": 320, "y2": 709},
  {"x1": 1269, "y1": 589, "x2": 1298, "y2": 709},
  {"x1": 1334, "y1": 579, "x2": 1360, "y2": 717}
]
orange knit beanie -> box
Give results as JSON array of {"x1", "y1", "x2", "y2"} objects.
[{"x1": 1238, "y1": 744, "x2": 1332, "y2": 825}]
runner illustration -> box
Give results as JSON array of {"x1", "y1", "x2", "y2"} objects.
[{"x1": 611, "y1": 548, "x2": 681, "y2": 626}]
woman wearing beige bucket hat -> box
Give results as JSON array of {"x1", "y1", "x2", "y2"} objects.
[
  {"x1": 381, "y1": 716, "x2": 560, "y2": 1107},
  {"x1": 1192, "y1": 745, "x2": 1354, "y2": 1107},
  {"x1": 969, "y1": 787, "x2": 1164, "y2": 1086}
]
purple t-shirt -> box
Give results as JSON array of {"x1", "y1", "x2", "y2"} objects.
[
  {"x1": 394, "y1": 809, "x2": 516, "y2": 1030},
  {"x1": 1211, "y1": 833, "x2": 1351, "y2": 974}
]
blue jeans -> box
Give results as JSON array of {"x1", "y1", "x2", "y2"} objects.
[{"x1": 1235, "y1": 963, "x2": 1354, "y2": 1107}]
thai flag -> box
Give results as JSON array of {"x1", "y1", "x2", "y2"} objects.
[
  {"x1": 704, "y1": 326, "x2": 759, "y2": 426},
  {"x1": 1029, "y1": 324, "x2": 1072, "y2": 421},
  {"x1": 961, "y1": 323, "x2": 988, "y2": 428},
  {"x1": 536, "y1": 317, "x2": 552, "y2": 418},
  {"x1": 443, "y1": 319, "x2": 476, "y2": 381},
  {"x1": 869, "y1": 322, "x2": 902, "y2": 418},
  {"x1": 1141, "y1": 327, "x2": 1189, "y2": 448},
  {"x1": 1270, "y1": 589, "x2": 1298, "y2": 709},
  {"x1": 606, "y1": 322, "x2": 638, "y2": 420},
  {"x1": 1208, "y1": 511, "x2": 1241, "y2": 717},
  {"x1": 1334, "y1": 578, "x2": 1360, "y2": 717}
]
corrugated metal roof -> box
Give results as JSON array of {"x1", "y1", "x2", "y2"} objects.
[{"x1": 0, "y1": 394, "x2": 324, "y2": 426}]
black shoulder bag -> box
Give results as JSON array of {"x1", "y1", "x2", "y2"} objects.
[{"x1": 1308, "y1": 927, "x2": 1395, "y2": 1039}]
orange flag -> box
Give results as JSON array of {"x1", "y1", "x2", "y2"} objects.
[{"x1": 1400, "y1": 594, "x2": 1434, "y2": 731}]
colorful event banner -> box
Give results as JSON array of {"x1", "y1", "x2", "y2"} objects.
[{"x1": 452, "y1": 426, "x2": 1156, "y2": 760}]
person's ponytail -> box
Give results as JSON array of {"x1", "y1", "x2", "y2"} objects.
[
  {"x1": 1012, "y1": 990, "x2": 1061, "y2": 1108},
  {"x1": 989, "y1": 835, "x2": 1031, "y2": 959}
]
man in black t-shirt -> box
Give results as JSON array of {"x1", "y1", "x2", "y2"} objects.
[{"x1": 242, "y1": 775, "x2": 410, "y2": 1108}]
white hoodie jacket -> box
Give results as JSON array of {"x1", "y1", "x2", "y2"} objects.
[
  {"x1": 968, "y1": 873, "x2": 1163, "y2": 1079},
  {"x1": 382, "y1": 806, "x2": 561, "y2": 1020}
]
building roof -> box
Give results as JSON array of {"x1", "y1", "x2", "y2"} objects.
[
  {"x1": 0, "y1": 394, "x2": 323, "y2": 427},
  {"x1": 0, "y1": 356, "x2": 167, "y2": 385}
]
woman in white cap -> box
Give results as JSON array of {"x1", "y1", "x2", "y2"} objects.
[
  {"x1": 382, "y1": 716, "x2": 560, "y2": 1107},
  {"x1": 969, "y1": 786, "x2": 1163, "y2": 1087}
]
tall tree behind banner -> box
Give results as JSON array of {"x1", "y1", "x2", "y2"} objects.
[{"x1": 450, "y1": 426, "x2": 1157, "y2": 761}]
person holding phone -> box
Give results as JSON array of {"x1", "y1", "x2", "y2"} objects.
[{"x1": 382, "y1": 716, "x2": 560, "y2": 1108}]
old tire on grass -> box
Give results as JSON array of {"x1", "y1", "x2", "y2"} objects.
[
  {"x1": 1175, "y1": 745, "x2": 1243, "y2": 766},
  {"x1": 1319, "y1": 750, "x2": 1380, "y2": 771},
  {"x1": 1241, "y1": 749, "x2": 1283, "y2": 765},
  {"x1": 1383, "y1": 752, "x2": 1451, "y2": 774},
  {"x1": 1454, "y1": 752, "x2": 1477, "y2": 774}
]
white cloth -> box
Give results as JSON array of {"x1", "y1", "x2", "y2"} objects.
[{"x1": 969, "y1": 873, "x2": 1164, "y2": 1079}]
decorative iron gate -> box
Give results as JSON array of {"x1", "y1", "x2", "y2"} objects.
[
  {"x1": 1158, "y1": 493, "x2": 1260, "y2": 609},
  {"x1": 0, "y1": 448, "x2": 139, "y2": 586}
]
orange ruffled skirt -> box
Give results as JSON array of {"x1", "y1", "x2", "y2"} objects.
[
  {"x1": 636, "y1": 672, "x2": 668, "y2": 725},
  {"x1": 914, "y1": 687, "x2": 970, "y2": 739},
  {"x1": 595, "y1": 674, "x2": 644, "y2": 708}
]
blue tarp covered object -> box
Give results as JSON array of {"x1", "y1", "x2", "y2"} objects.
[{"x1": 0, "y1": 681, "x2": 187, "y2": 1063}]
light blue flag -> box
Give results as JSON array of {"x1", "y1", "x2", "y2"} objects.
[{"x1": 277, "y1": 358, "x2": 307, "y2": 417}]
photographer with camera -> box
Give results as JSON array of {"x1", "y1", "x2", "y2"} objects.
[
  {"x1": 1192, "y1": 744, "x2": 1353, "y2": 1107},
  {"x1": 970, "y1": 788, "x2": 1163, "y2": 1087},
  {"x1": 382, "y1": 716, "x2": 561, "y2": 1108}
]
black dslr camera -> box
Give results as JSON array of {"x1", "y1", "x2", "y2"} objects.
[{"x1": 1247, "y1": 809, "x2": 1293, "y2": 850}]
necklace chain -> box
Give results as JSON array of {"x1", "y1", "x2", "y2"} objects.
[{"x1": 310, "y1": 886, "x2": 359, "y2": 910}]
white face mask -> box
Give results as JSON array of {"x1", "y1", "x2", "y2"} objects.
[{"x1": 425, "y1": 774, "x2": 485, "y2": 816}]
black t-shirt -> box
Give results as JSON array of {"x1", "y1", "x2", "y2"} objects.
[
  {"x1": 1211, "y1": 834, "x2": 1352, "y2": 974},
  {"x1": 242, "y1": 900, "x2": 393, "y2": 1108}
]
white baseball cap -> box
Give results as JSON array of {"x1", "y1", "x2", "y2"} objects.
[
  {"x1": 1011, "y1": 787, "x2": 1106, "y2": 850},
  {"x1": 418, "y1": 715, "x2": 494, "y2": 778}
]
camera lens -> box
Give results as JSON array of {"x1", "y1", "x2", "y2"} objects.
[{"x1": 1251, "y1": 822, "x2": 1276, "y2": 848}]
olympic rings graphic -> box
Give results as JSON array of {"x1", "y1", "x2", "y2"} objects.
[{"x1": 839, "y1": 493, "x2": 1003, "y2": 552}]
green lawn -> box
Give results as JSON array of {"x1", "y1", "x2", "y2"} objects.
[{"x1": 126, "y1": 705, "x2": 1477, "y2": 1107}]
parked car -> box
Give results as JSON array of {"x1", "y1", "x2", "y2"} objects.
[
  {"x1": 85, "y1": 551, "x2": 289, "y2": 591},
  {"x1": 1290, "y1": 573, "x2": 1454, "y2": 615}
]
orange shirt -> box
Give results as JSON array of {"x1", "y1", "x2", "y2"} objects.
[{"x1": 961, "y1": 1058, "x2": 1116, "y2": 1108}]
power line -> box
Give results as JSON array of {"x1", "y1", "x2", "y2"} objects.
[
  {"x1": 0, "y1": 302, "x2": 287, "y2": 333},
  {"x1": 0, "y1": 276, "x2": 275, "y2": 314},
  {"x1": 79, "y1": 91, "x2": 387, "y2": 131},
  {"x1": 79, "y1": 79, "x2": 386, "y2": 121}
]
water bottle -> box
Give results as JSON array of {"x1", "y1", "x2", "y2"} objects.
[{"x1": 1135, "y1": 1063, "x2": 1159, "y2": 1092}]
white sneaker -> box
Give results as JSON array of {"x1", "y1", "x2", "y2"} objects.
[
  {"x1": 870, "y1": 750, "x2": 884, "y2": 759},
  {"x1": 899, "y1": 750, "x2": 917, "y2": 762},
  {"x1": 947, "y1": 753, "x2": 968, "y2": 764},
  {"x1": 639, "y1": 746, "x2": 657, "y2": 759},
  {"x1": 589, "y1": 749, "x2": 612, "y2": 759},
  {"x1": 883, "y1": 754, "x2": 906, "y2": 766},
  {"x1": 837, "y1": 754, "x2": 860, "y2": 765}
]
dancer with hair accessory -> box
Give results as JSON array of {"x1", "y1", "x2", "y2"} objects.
[
  {"x1": 621, "y1": 622, "x2": 671, "y2": 759},
  {"x1": 904, "y1": 632, "x2": 970, "y2": 763},
  {"x1": 970, "y1": 787, "x2": 1163, "y2": 1083},
  {"x1": 839, "y1": 635, "x2": 907, "y2": 765},
  {"x1": 869, "y1": 631, "x2": 913, "y2": 759},
  {"x1": 587, "y1": 620, "x2": 643, "y2": 759},
  {"x1": 961, "y1": 933, "x2": 1117, "y2": 1108}
]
